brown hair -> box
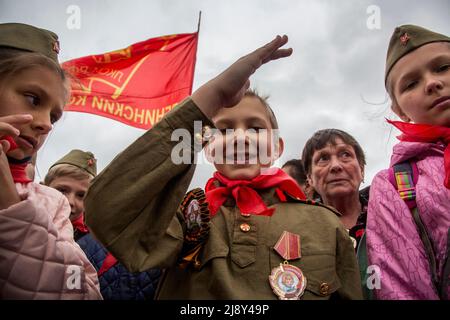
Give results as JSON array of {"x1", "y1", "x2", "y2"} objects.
[
  {"x1": 44, "y1": 164, "x2": 94, "y2": 186},
  {"x1": 244, "y1": 89, "x2": 279, "y2": 129},
  {"x1": 301, "y1": 129, "x2": 366, "y2": 174},
  {"x1": 0, "y1": 48, "x2": 70, "y2": 102},
  {"x1": 282, "y1": 159, "x2": 307, "y2": 185}
]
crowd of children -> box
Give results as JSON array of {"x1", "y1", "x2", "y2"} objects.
[{"x1": 0, "y1": 21, "x2": 448, "y2": 300}]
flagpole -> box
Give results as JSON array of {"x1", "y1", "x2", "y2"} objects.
[
  {"x1": 197, "y1": 11, "x2": 202, "y2": 34},
  {"x1": 189, "y1": 11, "x2": 201, "y2": 94}
]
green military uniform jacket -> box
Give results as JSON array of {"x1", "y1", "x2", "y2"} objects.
[{"x1": 85, "y1": 98, "x2": 363, "y2": 300}]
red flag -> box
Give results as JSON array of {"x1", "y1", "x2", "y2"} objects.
[{"x1": 62, "y1": 32, "x2": 198, "y2": 129}]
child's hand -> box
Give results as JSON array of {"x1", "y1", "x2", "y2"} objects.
[
  {"x1": 0, "y1": 114, "x2": 33, "y2": 209},
  {"x1": 192, "y1": 35, "x2": 292, "y2": 119}
]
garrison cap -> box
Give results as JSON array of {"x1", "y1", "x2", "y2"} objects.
[
  {"x1": 50, "y1": 149, "x2": 97, "y2": 177},
  {"x1": 0, "y1": 22, "x2": 60, "y2": 63},
  {"x1": 385, "y1": 24, "x2": 450, "y2": 85}
]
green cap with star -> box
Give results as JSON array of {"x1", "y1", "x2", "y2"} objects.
[
  {"x1": 50, "y1": 149, "x2": 97, "y2": 177},
  {"x1": 0, "y1": 22, "x2": 60, "y2": 63},
  {"x1": 385, "y1": 24, "x2": 450, "y2": 85}
]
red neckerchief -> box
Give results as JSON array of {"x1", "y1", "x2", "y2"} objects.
[
  {"x1": 71, "y1": 213, "x2": 119, "y2": 277},
  {"x1": 388, "y1": 119, "x2": 450, "y2": 189},
  {"x1": 9, "y1": 163, "x2": 32, "y2": 184},
  {"x1": 2, "y1": 135, "x2": 18, "y2": 151},
  {"x1": 205, "y1": 168, "x2": 306, "y2": 216},
  {"x1": 71, "y1": 213, "x2": 89, "y2": 234},
  {"x1": 2, "y1": 135, "x2": 32, "y2": 184}
]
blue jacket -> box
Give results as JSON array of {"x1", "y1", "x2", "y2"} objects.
[{"x1": 77, "y1": 233, "x2": 161, "y2": 300}]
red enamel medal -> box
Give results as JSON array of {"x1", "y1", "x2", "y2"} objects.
[{"x1": 269, "y1": 231, "x2": 307, "y2": 300}]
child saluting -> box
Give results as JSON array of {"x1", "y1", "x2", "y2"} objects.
[
  {"x1": 85, "y1": 36, "x2": 362, "y2": 300},
  {"x1": 367, "y1": 25, "x2": 450, "y2": 300}
]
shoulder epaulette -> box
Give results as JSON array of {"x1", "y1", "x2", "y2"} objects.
[{"x1": 284, "y1": 194, "x2": 342, "y2": 217}]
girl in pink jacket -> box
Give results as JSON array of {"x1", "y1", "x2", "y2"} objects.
[
  {"x1": 367, "y1": 24, "x2": 450, "y2": 300},
  {"x1": 0, "y1": 23, "x2": 102, "y2": 299}
]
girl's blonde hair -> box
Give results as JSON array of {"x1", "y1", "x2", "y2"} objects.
[{"x1": 44, "y1": 164, "x2": 94, "y2": 186}]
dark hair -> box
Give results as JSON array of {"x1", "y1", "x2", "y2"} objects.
[
  {"x1": 0, "y1": 47, "x2": 68, "y2": 87},
  {"x1": 301, "y1": 129, "x2": 366, "y2": 174},
  {"x1": 244, "y1": 89, "x2": 279, "y2": 129},
  {"x1": 282, "y1": 159, "x2": 307, "y2": 185}
]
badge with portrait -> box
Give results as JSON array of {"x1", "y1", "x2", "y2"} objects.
[
  {"x1": 178, "y1": 188, "x2": 211, "y2": 269},
  {"x1": 269, "y1": 231, "x2": 307, "y2": 300}
]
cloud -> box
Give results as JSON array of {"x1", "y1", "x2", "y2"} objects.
[{"x1": 1, "y1": 0, "x2": 449, "y2": 191}]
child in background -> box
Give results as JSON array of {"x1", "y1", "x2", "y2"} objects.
[
  {"x1": 0, "y1": 23, "x2": 101, "y2": 299},
  {"x1": 45, "y1": 149, "x2": 161, "y2": 300},
  {"x1": 84, "y1": 36, "x2": 362, "y2": 300},
  {"x1": 45, "y1": 149, "x2": 96, "y2": 241},
  {"x1": 367, "y1": 24, "x2": 450, "y2": 300},
  {"x1": 281, "y1": 159, "x2": 317, "y2": 200}
]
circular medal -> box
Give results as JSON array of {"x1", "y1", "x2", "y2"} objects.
[
  {"x1": 185, "y1": 199, "x2": 202, "y2": 235},
  {"x1": 180, "y1": 188, "x2": 210, "y2": 243},
  {"x1": 269, "y1": 263, "x2": 307, "y2": 300}
]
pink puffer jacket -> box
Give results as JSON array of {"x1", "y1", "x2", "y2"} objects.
[
  {"x1": 0, "y1": 182, "x2": 102, "y2": 299},
  {"x1": 367, "y1": 141, "x2": 450, "y2": 300}
]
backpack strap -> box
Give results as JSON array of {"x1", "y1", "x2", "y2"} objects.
[
  {"x1": 390, "y1": 161, "x2": 442, "y2": 298},
  {"x1": 441, "y1": 228, "x2": 450, "y2": 300},
  {"x1": 356, "y1": 232, "x2": 374, "y2": 300}
]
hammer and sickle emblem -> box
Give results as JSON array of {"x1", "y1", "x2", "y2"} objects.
[{"x1": 92, "y1": 46, "x2": 132, "y2": 64}]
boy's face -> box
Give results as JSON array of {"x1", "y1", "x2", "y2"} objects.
[
  {"x1": 0, "y1": 66, "x2": 66, "y2": 160},
  {"x1": 389, "y1": 42, "x2": 450, "y2": 127},
  {"x1": 48, "y1": 176, "x2": 90, "y2": 221},
  {"x1": 208, "y1": 96, "x2": 283, "y2": 180}
]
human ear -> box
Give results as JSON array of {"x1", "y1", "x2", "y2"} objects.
[
  {"x1": 273, "y1": 137, "x2": 284, "y2": 160},
  {"x1": 306, "y1": 173, "x2": 314, "y2": 188},
  {"x1": 360, "y1": 166, "x2": 365, "y2": 183},
  {"x1": 204, "y1": 140, "x2": 215, "y2": 164}
]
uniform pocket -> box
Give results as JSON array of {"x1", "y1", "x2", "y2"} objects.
[
  {"x1": 303, "y1": 268, "x2": 341, "y2": 299},
  {"x1": 299, "y1": 251, "x2": 341, "y2": 299},
  {"x1": 270, "y1": 250, "x2": 341, "y2": 300}
]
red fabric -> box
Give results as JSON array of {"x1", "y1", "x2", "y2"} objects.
[
  {"x1": 9, "y1": 163, "x2": 32, "y2": 184},
  {"x1": 62, "y1": 32, "x2": 198, "y2": 129},
  {"x1": 205, "y1": 168, "x2": 306, "y2": 217},
  {"x1": 274, "y1": 231, "x2": 301, "y2": 260},
  {"x1": 388, "y1": 119, "x2": 450, "y2": 189},
  {"x1": 97, "y1": 253, "x2": 118, "y2": 277},
  {"x1": 71, "y1": 213, "x2": 89, "y2": 234},
  {"x1": 2, "y1": 136, "x2": 32, "y2": 184},
  {"x1": 2, "y1": 135, "x2": 18, "y2": 151},
  {"x1": 72, "y1": 213, "x2": 118, "y2": 277}
]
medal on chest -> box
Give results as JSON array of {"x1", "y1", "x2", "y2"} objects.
[
  {"x1": 180, "y1": 188, "x2": 210, "y2": 243},
  {"x1": 178, "y1": 188, "x2": 211, "y2": 269},
  {"x1": 269, "y1": 231, "x2": 307, "y2": 300}
]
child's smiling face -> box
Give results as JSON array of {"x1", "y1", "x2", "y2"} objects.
[
  {"x1": 0, "y1": 65, "x2": 67, "y2": 159},
  {"x1": 388, "y1": 42, "x2": 450, "y2": 127},
  {"x1": 208, "y1": 96, "x2": 283, "y2": 180}
]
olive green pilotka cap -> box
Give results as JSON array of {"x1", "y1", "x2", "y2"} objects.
[
  {"x1": 385, "y1": 24, "x2": 450, "y2": 85},
  {"x1": 0, "y1": 22, "x2": 60, "y2": 63},
  {"x1": 50, "y1": 150, "x2": 97, "y2": 177}
]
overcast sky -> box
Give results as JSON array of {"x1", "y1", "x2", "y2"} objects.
[{"x1": 1, "y1": 0, "x2": 449, "y2": 189}]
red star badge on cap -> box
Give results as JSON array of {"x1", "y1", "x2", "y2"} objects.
[{"x1": 400, "y1": 32, "x2": 410, "y2": 46}]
